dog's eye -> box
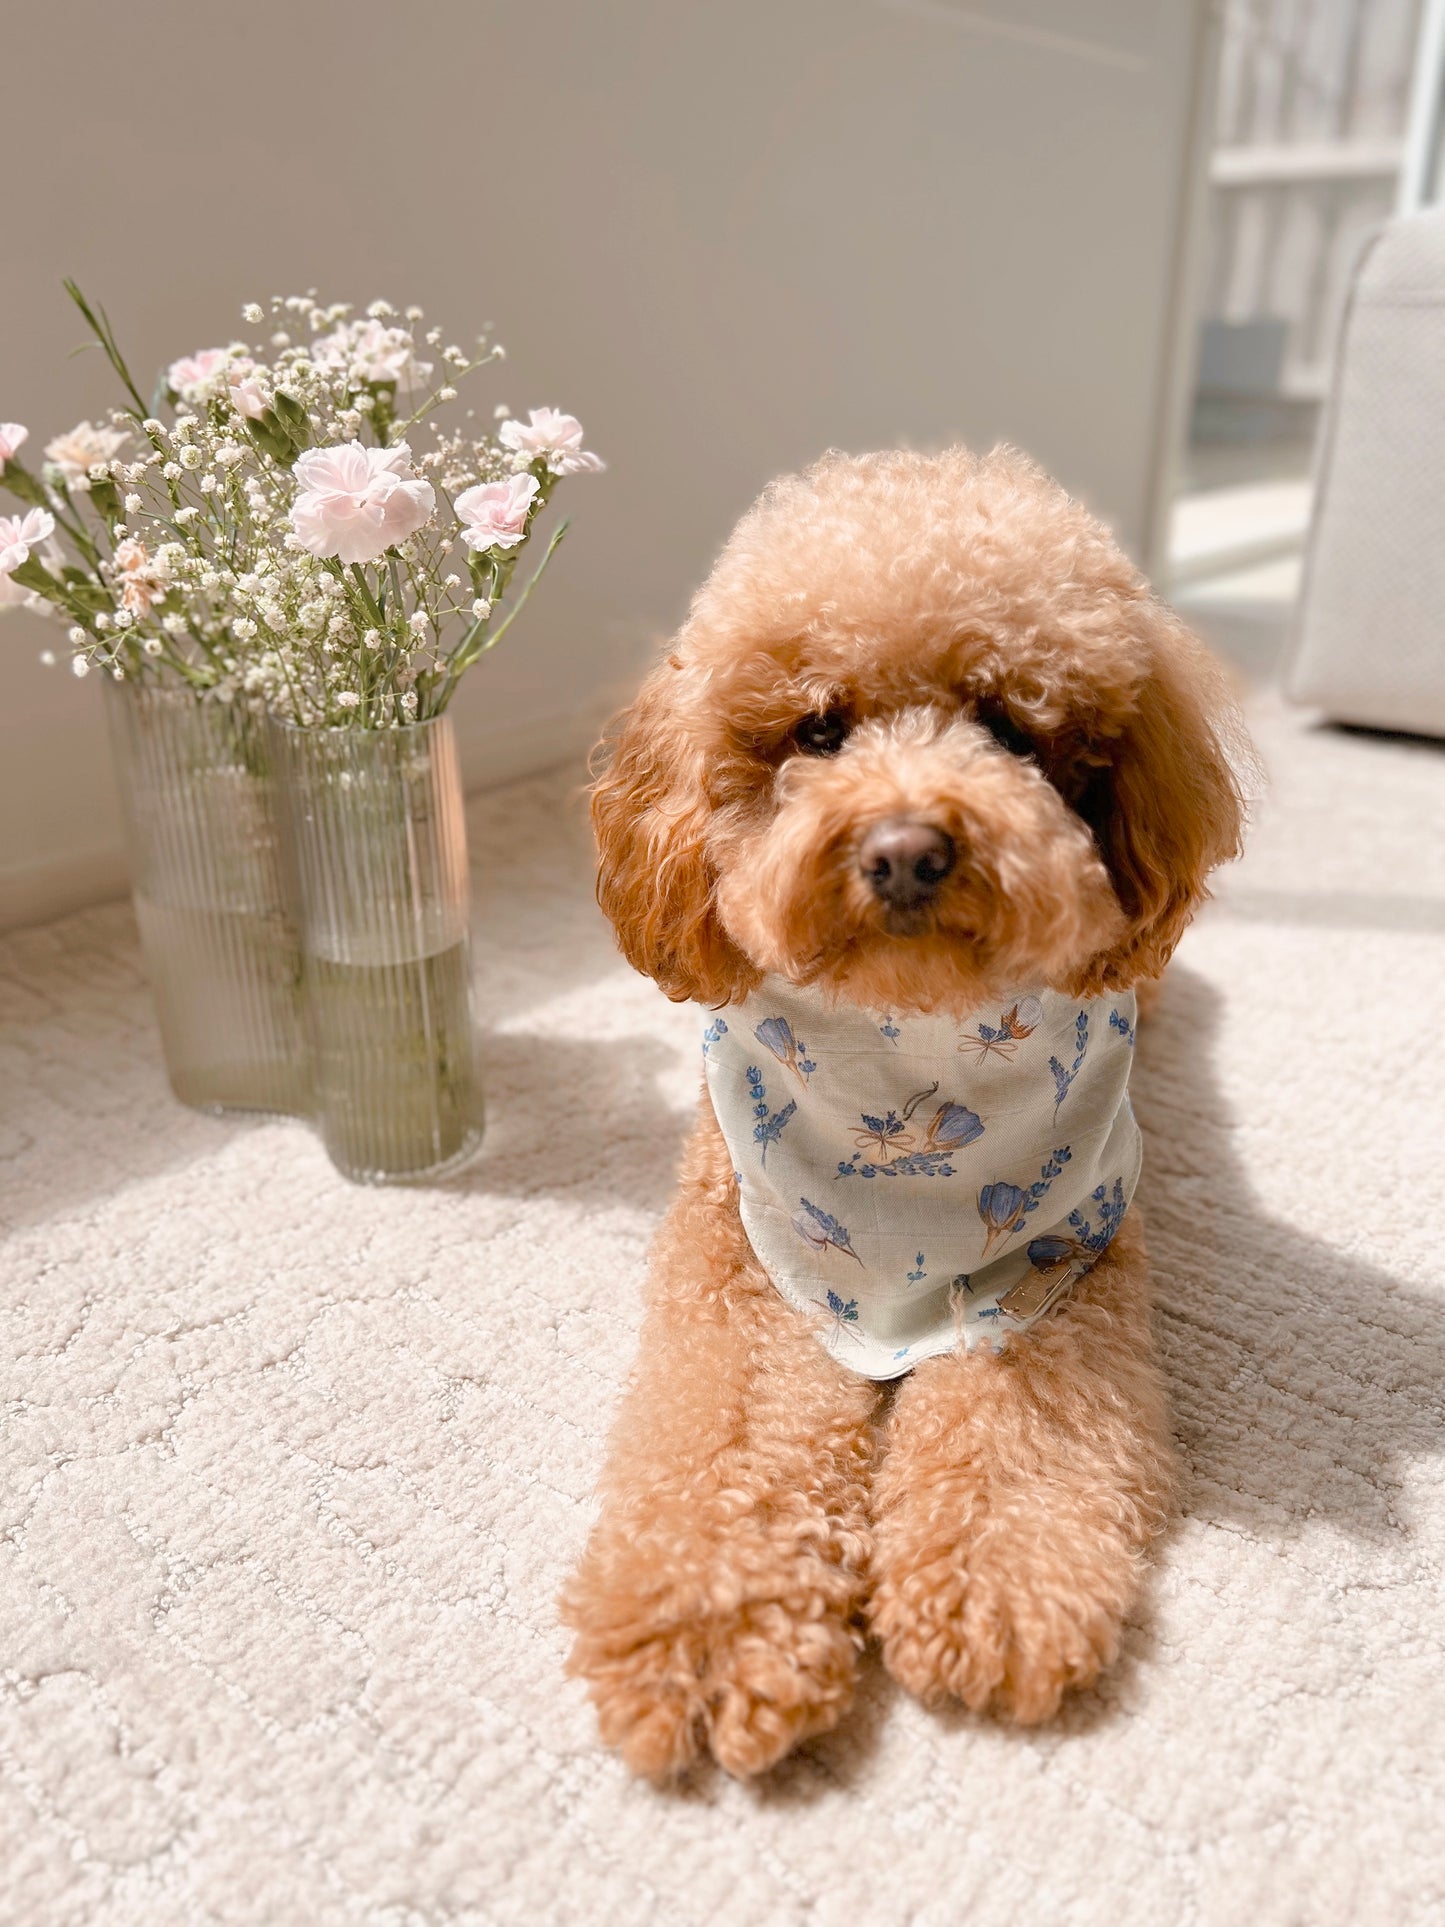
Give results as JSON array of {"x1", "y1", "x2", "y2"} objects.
[
  {"x1": 978, "y1": 706, "x2": 1034, "y2": 759},
  {"x1": 792, "y1": 710, "x2": 851, "y2": 757}
]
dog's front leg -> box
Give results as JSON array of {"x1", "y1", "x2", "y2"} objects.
[
  {"x1": 869, "y1": 1211, "x2": 1174, "y2": 1722},
  {"x1": 561, "y1": 1104, "x2": 880, "y2": 1781}
]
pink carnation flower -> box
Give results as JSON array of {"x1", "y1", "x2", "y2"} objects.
[
  {"x1": 0, "y1": 507, "x2": 56, "y2": 607},
  {"x1": 44, "y1": 420, "x2": 128, "y2": 487},
  {"x1": 454, "y1": 473, "x2": 539, "y2": 552},
  {"x1": 112, "y1": 537, "x2": 169, "y2": 615},
  {"x1": 289, "y1": 440, "x2": 436, "y2": 565},
  {"x1": 311, "y1": 319, "x2": 431, "y2": 388},
  {"x1": 498, "y1": 407, "x2": 603, "y2": 475},
  {"x1": 0, "y1": 423, "x2": 28, "y2": 465},
  {"x1": 229, "y1": 371, "x2": 269, "y2": 421},
  {"x1": 167, "y1": 347, "x2": 235, "y2": 402}
]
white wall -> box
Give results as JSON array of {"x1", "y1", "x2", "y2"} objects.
[{"x1": 1, "y1": 0, "x2": 1212, "y2": 929}]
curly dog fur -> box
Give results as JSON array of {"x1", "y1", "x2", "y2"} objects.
[{"x1": 561, "y1": 445, "x2": 1247, "y2": 1778}]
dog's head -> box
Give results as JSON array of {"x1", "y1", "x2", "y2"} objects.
[{"x1": 593, "y1": 446, "x2": 1248, "y2": 1015}]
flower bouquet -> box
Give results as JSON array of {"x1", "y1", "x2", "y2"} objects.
[{"x1": 1, "y1": 286, "x2": 600, "y2": 1180}]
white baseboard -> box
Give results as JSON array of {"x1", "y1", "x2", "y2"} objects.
[{"x1": 0, "y1": 683, "x2": 634, "y2": 937}]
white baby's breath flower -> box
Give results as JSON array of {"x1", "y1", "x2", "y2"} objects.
[
  {"x1": 163, "y1": 612, "x2": 187, "y2": 634},
  {"x1": 163, "y1": 463, "x2": 182, "y2": 481},
  {"x1": 67, "y1": 625, "x2": 85, "y2": 644},
  {"x1": 200, "y1": 474, "x2": 217, "y2": 493},
  {"x1": 231, "y1": 617, "x2": 258, "y2": 641},
  {"x1": 72, "y1": 655, "x2": 90, "y2": 676},
  {"x1": 143, "y1": 637, "x2": 163, "y2": 656},
  {"x1": 335, "y1": 690, "x2": 360, "y2": 709},
  {"x1": 408, "y1": 610, "x2": 428, "y2": 634},
  {"x1": 125, "y1": 493, "x2": 142, "y2": 513},
  {"x1": 470, "y1": 596, "x2": 492, "y2": 619},
  {"x1": 173, "y1": 506, "x2": 197, "y2": 524},
  {"x1": 242, "y1": 302, "x2": 264, "y2": 323},
  {"x1": 178, "y1": 446, "x2": 203, "y2": 470},
  {"x1": 112, "y1": 608, "x2": 134, "y2": 630},
  {"x1": 39, "y1": 648, "x2": 56, "y2": 665}
]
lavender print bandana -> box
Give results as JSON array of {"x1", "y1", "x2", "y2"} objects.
[{"x1": 701, "y1": 979, "x2": 1142, "y2": 1380}]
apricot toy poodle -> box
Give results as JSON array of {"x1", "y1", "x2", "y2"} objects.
[{"x1": 561, "y1": 445, "x2": 1247, "y2": 1780}]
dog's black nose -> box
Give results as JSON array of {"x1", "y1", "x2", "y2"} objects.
[{"x1": 858, "y1": 818, "x2": 956, "y2": 909}]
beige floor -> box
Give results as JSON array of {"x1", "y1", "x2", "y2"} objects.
[{"x1": 3, "y1": 695, "x2": 1444, "y2": 1927}]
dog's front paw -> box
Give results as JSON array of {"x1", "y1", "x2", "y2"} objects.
[
  {"x1": 564, "y1": 1578, "x2": 861, "y2": 1780},
  {"x1": 869, "y1": 1488, "x2": 1140, "y2": 1724}
]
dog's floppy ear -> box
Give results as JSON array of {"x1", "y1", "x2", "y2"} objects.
[
  {"x1": 590, "y1": 655, "x2": 746, "y2": 1004},
  {"x1": 1082, "y1": 612, "x2": 1248, "y2": 989}
]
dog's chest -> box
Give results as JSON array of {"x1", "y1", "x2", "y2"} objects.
[{"x1": 700, "y1": 979, "x2": 1142, "y2": 1379}]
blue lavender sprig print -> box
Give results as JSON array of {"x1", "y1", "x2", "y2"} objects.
[
  {"x1": 792, "y1": 1198, "x2": 863, "y2": 1263},
  {"x1": 1025, "y1": 1178, "x2": 1129, "y2": 1282},
  {"x1": 977, "y1": 1146, "x2": 1072, "y2": 1254},
  {"x1": 701, "y1": 1017, "x2": 729, "y2": 1057},
  {"x1": 1109, "y1": 1008, "x2": 1136, "y2": 1048},
  {"x1": 907, "y1": 1253, "x2": 927, "y2": 1287},
  {"x1": 1049, "y1": 1010, "x2": 1089, "y2": 1116},
  {"x1": 754, "y1": 1016, "x2": 816, "y2": 1085},
  {"x1": 813, "y1": 1288, "x2": 864, "y2": 1343},
  {"x1": 879, "y1": 1015, "x2": 901, "y2": 1046},
  {"x1": 746, "y1": 1064, "x2": 795, "y2": 1168}
]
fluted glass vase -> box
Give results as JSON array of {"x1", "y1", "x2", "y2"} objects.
[
  {"x1": 103, "y1": 679, "x2": 309, "y2": 1117},
  {"x1": 271, "y1": 714, "x2": 484, "y2": 1184}
]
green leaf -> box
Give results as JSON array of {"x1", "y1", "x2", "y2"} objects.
[
  {"x1": 87, "y1": 478, "x2": 122, "y2": 522},
  {"x1": 273, "y1": 392, "x2": 307, "y2": 430},
  {"x1": 0, "y1": 461, "x2": 51, "y2": 509},
  {"x1": 245, "y1": 417, "x2": 294, "y2": 465},
  {"x1": 8, "y1": 555, "x2": 65, "y2": 597}
]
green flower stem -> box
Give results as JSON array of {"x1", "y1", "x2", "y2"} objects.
[
  {"x1": 437, "y1": 519, "x2": 568, "y2": 709},
  {"x1": 63, "y1": 279, "x2": 150, "y2": 421}
]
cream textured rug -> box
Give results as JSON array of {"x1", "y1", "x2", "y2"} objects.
[{"x1": 4, "y1": 696, "x2": 1445, "y2": 1927}]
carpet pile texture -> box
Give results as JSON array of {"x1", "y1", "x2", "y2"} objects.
[{"x1": 3, "y1": 696, "x2": 1444, "y2": 1925}]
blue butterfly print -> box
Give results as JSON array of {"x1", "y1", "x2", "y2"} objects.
[
  {"x1": 792, "y1": 1197, "x2": 863, "y2": 1263},
  {"x1": 746, "y1": 1064, "x2": 795, "y2": 1167},
  {"x1": 977, "y1": 1147, "x2": 1072, "y2": 1255},
  {"x1": 959, "y1": 995, "x2": 1044, "y2": 1061},
  {"x1": 1049, "y1": 1010, "x2": 1089, "y2": 1115},
  {"x1": 879, "y1": 1015, "x2": 901, "y2": 1046},
  {"x1": 702, "y1": 1017, "x2": 729, "y2": 1057},
  {"x1": 1109, "y1": 1008, "x2": 1136, "y2": 1048},
  {"x1": 907, "y1": 1253, "x2": 927, "y2": 1287},
  {"x1": 754, "y1": 1016, "x2": 816, "y2": 1085},
  {"x1": 813, "y1": 1287, "x2": 864, "y2": 1343}
]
